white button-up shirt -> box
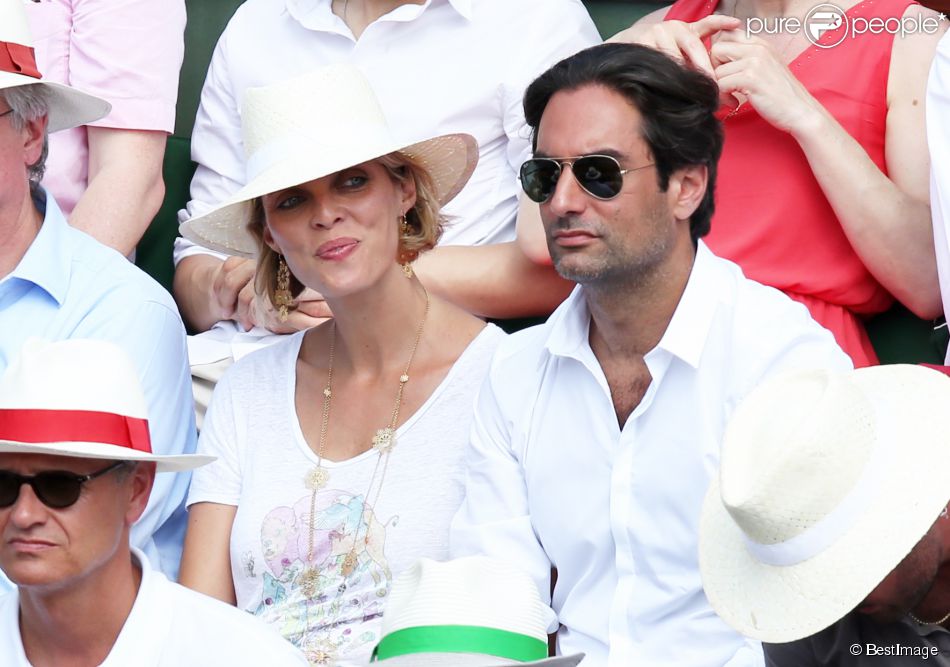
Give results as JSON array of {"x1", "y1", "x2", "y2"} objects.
[
  {"x1": 451, "y1": 243, "x2": 853, "y2": 666},
  {"x1": 175, "y1": 0, "x2": 601, "y2": 263},
  {"x1": 928, "y1": 31, "x2": 950, "y2": 363}
]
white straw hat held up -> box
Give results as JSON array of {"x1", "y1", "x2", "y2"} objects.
[
  {"x1": 179, "y1": 64, "x2": 478, "y2": 258},
  {"x1": 0, "y1": 0, "x2": 109, "y2": 131},
  {"x1": 364, "y1": 557, "x2": 583, "y2": 666},
  {"x1": 699, "y1": 365, "x2": 950, "y2": 643},
  {"x1": 0, "y1": 339, "x2": 213, "y2": 472}
]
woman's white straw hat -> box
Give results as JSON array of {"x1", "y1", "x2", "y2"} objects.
[
  {"x1": 179, "y1": 63, "x2": 478, "y2": 258},
  {"x1": 699, "y1": 365, "x2": 950, "y2": 643},
  {"x1": 0, "y1": 339, "x2": 213, "y2": 472},
  {"x1": 0, "y1": 0, "x2": 110, "y2": 131},
  {"x1": 364, "y1": 557, "x2": 583, "y2": 666}
]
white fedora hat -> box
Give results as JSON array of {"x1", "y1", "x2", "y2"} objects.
[
  {"x1": 0, "y1": 0, "x2": 110, "y2": 131},
  {"x1": 364, "y1": 557, "x2": 583, "y2": 666},
  {"x1": 0, "y1": 339, "x2": 213, "y2": 472},
  {"x1": 699, "y1": 365, "x2": 950, "y2": 643},
  {"x1": 180, "y1": 63, "x2": 478, "y2": 258}
]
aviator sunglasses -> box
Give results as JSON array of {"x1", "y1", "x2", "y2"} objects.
[
  {"x1": 0, "y1": 461, "x2": 127, "y2": 509},
  {"x1": 519, "y1": 154, "x2": 654, "y2": 204}
]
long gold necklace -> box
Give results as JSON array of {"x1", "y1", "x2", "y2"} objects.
[{"x1": 298, "y1": 285, "x2": 430, "y2": 599}]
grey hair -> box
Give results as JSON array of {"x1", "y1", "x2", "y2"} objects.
[{"x1": 2, "y1": 85, "x2": 51, "y2": 182}]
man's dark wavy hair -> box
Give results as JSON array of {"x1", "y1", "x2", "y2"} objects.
[{"x1": 523, "y1": 42, "x2": 723, "y2": 243}]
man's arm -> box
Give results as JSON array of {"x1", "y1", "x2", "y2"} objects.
[
  {"x1": 450, "y1": 361, "x2": 553, "y2": 605},
  {"x1": 69, "y1": 128, "x2": 166, "y2": 255}
]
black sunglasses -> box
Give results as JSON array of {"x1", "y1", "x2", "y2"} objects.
[
  {"x1": 520, "y1": 154, "x2": 654, "y2": 204},
  {"x1": 0, "y1": 461, "x2": 127, "y2": 509}
]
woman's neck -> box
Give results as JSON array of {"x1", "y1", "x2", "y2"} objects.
[{"x1": 318, "y1": 266, "x2": 430, "y2": 376}]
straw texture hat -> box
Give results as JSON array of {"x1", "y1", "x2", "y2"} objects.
[
  {"x1": 365, "y1": 557, "x2": 583, "y2": 666},
  {"x1": 699, "y1": 365, "x2": 950, "y2": 643},
  {"x1": 0, "y1": 339, "x2": 213, "y2": 472},
  {"x1": 179, "y1": 64, "x2": 478, "y2": 258},
  {"x1": 0, "y1": 0, "x2": 109, "y2": 131}
]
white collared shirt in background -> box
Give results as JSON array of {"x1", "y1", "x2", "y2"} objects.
[
  {"x1": 451, "y1": 243, "x2": 853, "y2": 666},
  {"x1": 0, "y1": 549, "x2": 308, "y2": 666},
  {"x1": 928, "y1": 31, "x2": 950, "y2": 363}
]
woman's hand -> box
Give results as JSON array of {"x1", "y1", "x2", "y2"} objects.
[
  {"x1": 610, "y1": 15, "x2": 741, "y2": 76},
  {"x1": 711, "y1": 31, "x2": 825, "y2": 135}
]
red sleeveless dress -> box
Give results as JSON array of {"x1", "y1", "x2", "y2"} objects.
[{"x1": 665, "y1": 0, "x2": 912, "y2": 367}]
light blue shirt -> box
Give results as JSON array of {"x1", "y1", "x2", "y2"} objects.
[{"x1": 0, "y1": 190, "x2": 197, "y2": 586}]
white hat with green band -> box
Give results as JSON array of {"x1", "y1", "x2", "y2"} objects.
[{"x1": 367, "y1": 557, "x2": 584, "y2": 666}]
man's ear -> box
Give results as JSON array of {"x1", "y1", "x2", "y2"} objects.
[
  {"x1": 22, "y1": 114, "x2": 47, "y2": 169},
  {"x1": 667, "y1": 164, "x2": 708, "y2": 223},
  {"x1": 125, "y1": 463, "x2": 156, "y2": 526}
]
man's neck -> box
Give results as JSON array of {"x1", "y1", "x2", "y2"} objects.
[
  {"x1": 17, "y1": 551, "x2": 142, "y2": 667},
  {"x1": 585, "y1": 239, "x2": 697, "y2": 363},
  {"x1": 0, "y1": 188, "x2": 44, "y2": 280}
]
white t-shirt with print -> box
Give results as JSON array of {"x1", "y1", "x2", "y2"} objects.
[{"x1": 188, "y1": 324, "x2": 504, "y2": 665}]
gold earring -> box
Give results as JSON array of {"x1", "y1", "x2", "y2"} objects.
[
  {"x1": 275, "y1": 255, "x2": 292, "y2": 322},
  {"x1": 399, "y1": 214, "x2": 414, "y2": 278}
]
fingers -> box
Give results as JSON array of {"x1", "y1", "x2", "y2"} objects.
[
  {"x1": 692, "y1": 14, "x2": 743, "y2": 38},
  {"x1": 234, "y1": 281, "x2": 258, "y2": 331},
  {"x1": 211, "y1": 257, "x2": 256, "y2": 320},
  {"x1": 296, "y1": 300, "x2": 333, "y2": 319}
]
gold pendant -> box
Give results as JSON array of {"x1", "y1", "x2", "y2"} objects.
[
  {"x1": 341, "y1": 550, "x2": 358, "y2": 577},
  {"x1": 371, "y1": 427, "x2": 396, "y2": 453},
  {"x1": 299, "y1": 566, "x2": 320, "y2": 599},
  {"x1": 305, "y1": 466, "x2": 329, "y2": 491}
]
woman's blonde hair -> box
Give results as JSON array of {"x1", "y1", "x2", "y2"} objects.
[{"x1": 247, "y1": 151, "x2": 445, "y2": 308}]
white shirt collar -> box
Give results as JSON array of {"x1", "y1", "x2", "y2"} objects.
[
  {"x1": 544, "y1": 242, "x2": 722, "y2": 370},
  {"x1": 285, "y1": 0, "x2": 471, "y2": 32}
]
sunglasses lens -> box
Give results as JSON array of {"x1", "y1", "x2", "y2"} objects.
[
  {"x1": 0, "y1": 473, "x2": 20, "y2": 508},
  {"x1": 32, "y1": 474, "x2": 83, "y2": 508},
  {"x1": 520, "y1": 160, "x2": 560, "y2": 203},
  {"x1": 573, "y1": 156, "x2": 624, "y2": 200}
]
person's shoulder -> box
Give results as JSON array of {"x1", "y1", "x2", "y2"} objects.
[
  {"x1": 225, "y1": 331, "x2": 304, "y2": 383},
  {"x1": 163, "y1": 579, "x2": 308, "y2": 662}
]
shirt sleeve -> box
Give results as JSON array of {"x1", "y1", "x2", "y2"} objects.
[
  {"x1": 182, "y1": 24, "x2": 247, "y2": 225},
  {"x1": 96, "y1": 298, "x2": 197, "y2": 577},
  {"x1": 928, "y1": 33, "x2": 950, "y2": 363},
  {"x1": 500, "y1": 0, "x2": 603, "y2": 172},
  {"x1": 67, "y1": 0, "x2": 185, "y2": 132},
  {"x1": 187, "y1": 365, "x2": 245, "y2": 508},
  {"x1": 450, "y1": 364, "x2": 554, "y2": 609}
]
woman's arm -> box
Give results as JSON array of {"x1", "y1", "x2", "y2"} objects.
[
  {"x1": 179, "y1": 502, "x2": 239, "y2": 604},
  {"x1": 712, "y1": 13, "x2": 946, "y2": 317}
]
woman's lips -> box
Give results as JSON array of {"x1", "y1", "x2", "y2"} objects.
[{"x1": 316, "y1": 237, "x2": 359, "y2": 260}]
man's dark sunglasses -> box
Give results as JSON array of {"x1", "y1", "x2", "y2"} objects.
[
  {"x1": 0, "y1": 461, "x2": 127, "y2": 509},
  {"x1": 519, "y1": 154, "x2": 654, "y2": 204}
]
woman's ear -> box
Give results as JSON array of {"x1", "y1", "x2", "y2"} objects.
[
  {"x1": 262, "y1": 224, "x2": 280, "y2": 254},
  {"x1": 399, "y1": 171, "x2": 418, "y2": 214}
]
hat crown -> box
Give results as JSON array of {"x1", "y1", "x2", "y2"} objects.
[
  {"x1": 240, "y1": 64, "x2": 394, "y2": 161},
  {"x1": 0, "y1": 338, "x2": 147, "y2": 418},
  {"x1": 719, "y1": 370, "x2": 878, "y2": 546},
  {"x1": 0, "y1": 1, "x2": 34, "y2": 47},
  {"x1": 382, "y1": 557, "x2": 552, "y2": 642}
]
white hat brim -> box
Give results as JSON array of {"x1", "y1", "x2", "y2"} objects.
[
  {"x1": 0, "y1": 74, "x2": 110, "y2": 132},
  {"x1": 0, "y1": 440, "x2": 214, "y2": 473},
  {"x1": 365, "y1": 652, "x2": 584, "y2": 666},
  {"x1": 699, "y1": 365, "x2": 950, "y2": 643},
  {"x1": 180, "y1": 132, "x2": 478, "y2": 258}
]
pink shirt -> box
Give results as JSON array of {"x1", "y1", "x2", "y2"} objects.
[{"x1": 26, "y1": 0, "x2": 186, "y2": 216}]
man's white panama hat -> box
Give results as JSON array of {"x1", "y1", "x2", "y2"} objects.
[
  {"x1": 699, "y1": 364, "x2": 950, "y2": 643},
  {"x1": 364, "y1": 557, "x2": 584, "y2": 666},
  {"x1": 0, "y1": 339, "x2": 213, "y2": 472},
  {"x1": 179, "y1": 63, "x2": 478, "y2": 259},
  {"x1": 0, "y1": 0, "x2": 109, "y2": 131}
]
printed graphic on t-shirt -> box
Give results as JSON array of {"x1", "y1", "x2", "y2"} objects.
[{"x1": 254, "y1": 489, "x2": 394, "y2": 664}]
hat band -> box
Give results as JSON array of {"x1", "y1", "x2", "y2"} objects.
[
  {"x1": 0, "y1": 408, "x2": 152, "y2": 453},
  {"x1": 0, "y1": 41, "x2": 41, "y2": 79},
  {"x1": 371, "y1": 625, "x2": 548, "y2": 662},
  {"x1": 741, "y1": 393, "x2": 894, "y2": 567}
]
